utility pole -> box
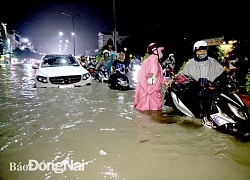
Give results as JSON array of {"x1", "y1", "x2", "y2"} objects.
[
  {"x1": 61, "y1": 12, "x2": 84, "y2": 56},
  {"x1": 113, "y1": 0, "x2": 117, "y2": 52}
]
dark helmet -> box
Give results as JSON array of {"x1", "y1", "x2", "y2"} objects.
[
  {"x1": 147, "y1": 42, "x2": 158, "y2": 55},
  {"x1": 89, "y1": 55, "x2": 96, "y2": 61}
]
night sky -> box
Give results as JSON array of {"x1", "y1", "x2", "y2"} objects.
[{"x1": 1, "y1": 0, "x2": 249, "y2": 55}]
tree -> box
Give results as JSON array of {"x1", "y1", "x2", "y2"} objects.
[
  {"x1": 12, "y1": 47, "x2": 43, "y2": 61},
  {"x1": 12, "y1": 47, "x2": 22, "y2": 60}
]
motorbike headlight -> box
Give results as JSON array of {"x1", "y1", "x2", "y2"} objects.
[
  {"x1": 82, "y1": 72, "x2": 91, "y2": 80},
  {"x1": 118, "y1": 80, "x2": 128, "y2": 86},
  {"x1": 36, "y1": 76, "x2": 48, "y2": 83},
  {"x1": 228, "y1": 103, "x2": 246, "y2": 120}
]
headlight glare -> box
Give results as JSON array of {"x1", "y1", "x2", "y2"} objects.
[
  {"x1": 82, "y1": 72, "x2": 91, "y2": 80},
  {"x1": 37, "y1": 76, "x2": 48, "y2": 83}
]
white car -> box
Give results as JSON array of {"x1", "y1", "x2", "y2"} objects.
[{"x1": 32, "y1": 54, "x2": 92, "y2": 88}]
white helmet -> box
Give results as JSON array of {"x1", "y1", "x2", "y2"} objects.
[
  {"x1": 193, "y1": 40, "x2": 208, "y2": 52},
  {"x1": 103, "y1": 49, "x2": 110, "y2": 55}
]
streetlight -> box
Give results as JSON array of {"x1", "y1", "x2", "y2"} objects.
[
  {"x1": 59, "y1": 32, "x2": 68, "y2": 54},
  {"x1": 61, "y1": 12, "x2": 84, "y2": 56}
]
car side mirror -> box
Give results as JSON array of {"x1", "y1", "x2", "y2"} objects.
[
  {"x1": 32, "y1": 64, "x2": 39, "y2": 69},
  {"x1": 72, "y1": 63, "x2": 80, "y2": 66}
]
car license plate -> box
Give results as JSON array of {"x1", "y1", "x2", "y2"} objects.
[{"x1": 58, "y1": 84, "x2": 75, "y2": 88}]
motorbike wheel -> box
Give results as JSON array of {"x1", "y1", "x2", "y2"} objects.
[{"x1": 95, "y1": 74, "x2": 99, "y2": 80}]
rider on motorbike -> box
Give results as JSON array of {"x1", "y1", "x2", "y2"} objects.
[
  {"x1": 96, "y1": 49, "x2": 110, "y2": 70},
  {"x1": 79, "y1": 54, "x2": 88, "y2": 68},
  {"x1": 162, "y1": 53, "x2": 175, "y2": 76},
  {"x1": 169, "y1": 40, "x2": 236, "y2": 127},
  {"x1": 87, "y1": 55, "x2": 99, "y2": 78},
  {"x1": 107, "y1": 52, "x2": 118, "y2": 76},
  {"x1": 108, "y1": 52, "x2": 131, "y2": 90}
]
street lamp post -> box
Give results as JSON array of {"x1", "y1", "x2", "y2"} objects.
[
  {"x1": 61, "y1": 12, "x2": 84, "y2": 56},
  {"x1": 113, "y1": 0, "x2": 117, "y2": 52},
  {"x1": 59, "y1": 32, "x2": 68, "y2": 54}
]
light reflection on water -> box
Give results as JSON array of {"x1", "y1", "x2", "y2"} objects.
[{"x1": 0, "y1": 64, "x2": 250, "y2": 180}]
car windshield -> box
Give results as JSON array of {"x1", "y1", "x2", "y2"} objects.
[{"x1": 41, "y1": 56, "x2": 79, "y2": 67}]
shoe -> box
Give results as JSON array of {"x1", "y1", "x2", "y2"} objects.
[
  {"x1": 108, "y1": 84, "x2": 114, "y2": 89},
  {"x1": 202, "y1": 116, "x2": 216, "y2": 128},
  {"x1": 167, "y1": 107, "x2": 176, "y2": 114}
]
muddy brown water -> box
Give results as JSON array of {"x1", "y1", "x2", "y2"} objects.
[{"x1": 0, "y1": 64, "x2": 250, "y2": 180}]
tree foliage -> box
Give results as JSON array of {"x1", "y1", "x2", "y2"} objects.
[
  {"x1": 12, "y1": 47, "x2": 43, "y2": 60},
  {"x1": 246, "y1": 69, "x2": 250, "y2": 94}
]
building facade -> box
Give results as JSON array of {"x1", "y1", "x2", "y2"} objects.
[{"x1": 98, "y1": 31, "x2": 129, "y2": 50}]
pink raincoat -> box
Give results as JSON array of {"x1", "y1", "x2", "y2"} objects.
[{"x1": 134, "y1": 47, "x2": 167, "y2": 111}]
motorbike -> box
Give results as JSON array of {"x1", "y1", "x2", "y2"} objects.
[
  {"x1": 163, "y1": 62, "x2": 174, "y2": 77},
  {"x1": 130, "y1": 58, "x2": 141, "y2": 71},
  {"x1": 80, "y1": 62, "x2": 88, "y2": 69},
  {"x1": 108, "y1": 69, "x2": 130, "y2": 91},
  {"x1": 87, "y1": 65, "x2": 98, "y2": 79},
  {"x1": 97, "y1": 65, "x2": 109, "y2": 83},
  {"x1": 164, "y1": 74, "x2": 250, "y2": 140}
]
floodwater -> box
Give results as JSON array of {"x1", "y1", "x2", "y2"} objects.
[{"x1": 0, "y1": 64, "x2": 250, "y2": 180}]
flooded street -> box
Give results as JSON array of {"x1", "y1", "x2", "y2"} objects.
[{"x1": 1, "y1": 64, "x2": 250, "y2": 180}]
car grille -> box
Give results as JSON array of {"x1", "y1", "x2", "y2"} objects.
[{"x1": 49, "y1": 75, "x2": 81, "y2": 85}]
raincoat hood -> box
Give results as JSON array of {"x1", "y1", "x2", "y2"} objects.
[
  {"x1": 144, "y1": 46, "x2": 164, "y2": 74},
  {"x1": 106, "y1": 52, "x2": 117, "y2": 73},
  {"x1": 110, "y1": 52, "x2": 117, "y2": 61},
  {"x1": 153, "y1": 47, "x2": 164, "y2": 55}
]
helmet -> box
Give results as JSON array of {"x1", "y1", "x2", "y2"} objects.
[
  {"x1": 147, "y1": 42, "x2": 159, "y2": 54},
  {"x1": 169, "y1": 54, "x2": 174, "y2": 57},
  {"x1": 193, "y1": 40, "x2": 208, "y2": 52},
  {"x1": 193, "y1": 41, "x2": 209, "y2": 61},
  {"x1": 103, "y1": 49, "x2": 110, "y2": 55},
  {"x1": 89, "y1": 55, "x2": 96, "y2": 60}
]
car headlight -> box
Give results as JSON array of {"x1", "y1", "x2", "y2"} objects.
[
  {"x1": 82, "y1": 72, "x2": 91, "y2": 80},
  {"x1": 36, "y1": 76, "x2": 48, "y2": 83}
]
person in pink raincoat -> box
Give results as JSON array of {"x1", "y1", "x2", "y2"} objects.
[{"x1": 134, "y1": 42, "x2": 168, "y2": 111}]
